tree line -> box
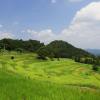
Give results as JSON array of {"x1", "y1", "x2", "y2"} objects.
[
  {"x1": 0, "y1": 38, "x2": 44, "y2": 52},
  {"x1": 74, "y1": 56, "x2": 100, "y2": 71}
]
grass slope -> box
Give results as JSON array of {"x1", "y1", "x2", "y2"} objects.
[{"x1": 0, "y1": 52, "x2": 100, "y2": 100}]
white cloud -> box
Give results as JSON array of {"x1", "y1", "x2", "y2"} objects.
[
  {"x1": 22, "y1": 1, "x2": 100, "y2": 49},
  {"x1": 22, "y1": 29, "x2": 56, "y2": 43},
  {"x1": 0, "y1": 32, "x2": 14, "y2": 39},
  {"x1": 60, "y1": 1, "x2": 100, "y2": 49}
]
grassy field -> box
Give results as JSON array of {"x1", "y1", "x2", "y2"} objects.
[{"x1": 0, "y1": 52, "x2": 100, "y2": 100}]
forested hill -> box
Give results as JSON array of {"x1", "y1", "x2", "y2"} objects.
[
  {"x1": 46, "y1": 40, "x2": 92, "y2": 58},
  {"x1": 37, "y1": 40, "x2": 93, "y2": 59},
  {"x1": 0, "y1": 39, "x2": 44, "y2": 52},
  {"x1": 0, "y1": 39, "x2": 92, "y2": 58}
]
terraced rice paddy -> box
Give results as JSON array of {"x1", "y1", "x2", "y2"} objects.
[{"x1": 0, "y1": 52, "x2": 100, "y2": 100}]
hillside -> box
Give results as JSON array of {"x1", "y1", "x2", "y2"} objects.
[
  {"x1": 0, "y1": 39, "x2": 93, "y2": 58},
  {"x1": 0, "y1": 52, "x2": 100, "y2": 100},
  {"x1": 38, "y1": 40, "x2": 93, "y2": 59},
  {"x1": 0, "y1": 39, "x2": 44, "y2": 52},
  {"x1": 47, "y1": 40, "x2": 92, "y2": 58}
]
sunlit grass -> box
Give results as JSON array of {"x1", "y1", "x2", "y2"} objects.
[{"x1": 0, "y1": 52, "x2": 100, "y2": 100}]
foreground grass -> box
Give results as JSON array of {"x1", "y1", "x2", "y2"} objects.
[
  {"x1": 0, "y1": 69, "x2": 100, "y2": 100},
  {"x1": 0, "y1": 52, "x2": 100, "y2": 100}
]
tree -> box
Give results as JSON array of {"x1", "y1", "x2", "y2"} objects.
[
  {"x1": 92, "y1": 57, "x2": 100, "y2": 71},
  {"x1": 74, "y1": 56, "x2": 81, "y2": 62},
  {"x1": 0, "y1": 46, "x2": 2, "y2": 52},
  {"x1": 11, "y1": 56, "x2": 15, "y2": 60},
  {"x1": 16, "y1": 48, "x2": 23, "y2": 53},
  {"x1": 84, "y1": 58, "x2": 93, "y2": 64},
  {"x1": 95, "y1": 58, "x2": 100, "y2": 65},
  {"x1": 48, "y1": 52, "x2": 54, "y2": 61},
  {"x1": 36, "y1": 46, "x2": 48, "y2": 60},
  {"x1": 92, "y1": 64, "x2": 98, "y2": 71}
]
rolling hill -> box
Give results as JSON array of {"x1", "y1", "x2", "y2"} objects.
[
  {"x1": 38, "y1": 40, "x2": 93, "y2": 59},
  {"x1": 0, "y1": 39, "x2": 93, "y2": 58}
]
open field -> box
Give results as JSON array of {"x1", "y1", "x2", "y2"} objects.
[{"x1": 0, "y1": 52, "x2": 100, "y2": 100}]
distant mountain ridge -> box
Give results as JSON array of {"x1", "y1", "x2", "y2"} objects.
[{"x1": 86, "y1": 49, "x2": 100, "y2": 56}]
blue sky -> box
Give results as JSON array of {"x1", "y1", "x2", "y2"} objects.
[
  {"x1": 0, "y1": 0, "x2": 100, "y2": 49},
  {"x1": 0, "y1": 0, "x2": 92, "y2": 32}
]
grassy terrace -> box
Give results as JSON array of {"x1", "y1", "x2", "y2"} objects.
[{"x1": 0, "y1": 52, "x2": 100, "y2": 100}]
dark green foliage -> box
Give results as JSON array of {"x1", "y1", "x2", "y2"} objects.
[
  {"x1": 36, "y1": 46, "x2": 48, "y2": 60},
  {"x1": 74, "y1": 57, "x2": 81, "y2": 62},
  {"x1": 74, "y1": 56, "x2": 100, "y2": 72},
  {"x1": 95, "y1": 57, "x2": 100, "y2": 65},
  {"x1": 47, "y1": 40, "x2": 92, "y2": 58},
  {"x1": 37, "y1": 40, "x2": 92, "y2": 60},
  {"x1": 36, "y1": 55, "x2": 47, "y2": 60},
  {"x1": 11, "y1": 56, "x2": 14, "y2": 60},
  {"x1": 74, "y1": 57, "x2": 99, "y2": 65},
  {"x1": 0, "y1": 39, "x2": 44, "y2": 52},
  {"x1": 84, "y1": 58, "x2": 93, "y2": 64},
  {"x1": 48, "y1": 52, "x2": 54, "y2": 61},
  {"x1": 16, "y1": 48, "x2": 23, "y2": 53},
  {"x1": 92, "y1": 64, "x2": 98, "y2": 71},
  {"x1": 37, "y1": 45, "x2": 55, "y2": 60}
]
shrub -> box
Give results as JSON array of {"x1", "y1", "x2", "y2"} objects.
[
  {"x1": 92, "y1": 64, "x2": 98, "y2": 71},
  {"x1": 36, "y1": 55, "x2": 47, "y2": 60},
  {"x1": 74, "y1": 57, "x2": 80, "y2": 62},
  {"x1": 11, "y1": 56, "x2": 14, "y2": 60}
]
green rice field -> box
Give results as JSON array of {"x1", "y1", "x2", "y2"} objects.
[{"x1": 0, "y1": 52, "x2": 100, "y2": 100}]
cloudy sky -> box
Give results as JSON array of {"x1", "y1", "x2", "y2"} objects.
[{"x1": 0, "y1": 0, "x2": 100, "y2": 49}]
